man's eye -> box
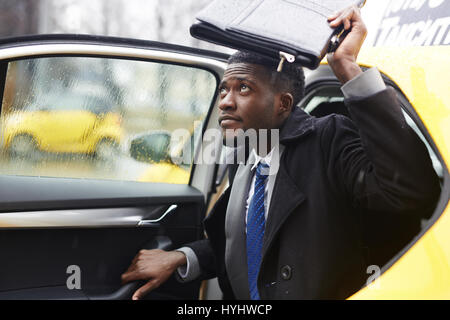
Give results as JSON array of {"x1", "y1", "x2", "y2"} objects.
[
  {"x1": 219, "y1": 87, "x2": 227, "y2": 95},
  {"x1": 240, "y1": 84, "x2": 250, "y2": 93}
]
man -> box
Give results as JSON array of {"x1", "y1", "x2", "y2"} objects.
[{"x1": 121, "y1": 6, "x2": 440, "y2": 300}]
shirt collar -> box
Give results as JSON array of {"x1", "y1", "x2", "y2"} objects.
[{"x1": 250, "y1": 147, "x2": 275, "y2": 171}]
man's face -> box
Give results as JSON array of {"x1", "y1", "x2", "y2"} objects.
[{"x1": 218, "y1": 63, "x2": 280, "y2": 141}]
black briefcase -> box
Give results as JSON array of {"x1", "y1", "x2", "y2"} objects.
[{"x1": 190, "y1": 0, "x2": 366, "y2": 70}]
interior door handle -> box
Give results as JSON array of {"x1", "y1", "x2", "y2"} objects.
[
  {"x1": 89, "y1": 235, "x2": 173, "y2": 300},
  {"x1": 138, "y1": 204, "x2": 178, "y2": 226}
]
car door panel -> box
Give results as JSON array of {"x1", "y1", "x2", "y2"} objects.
[
  {"x1": 0, "y1": 175, "x2": 204, "y2": 213},
  {"x1": 0, "y1": 197, "x2": 204, "y2": 299}
]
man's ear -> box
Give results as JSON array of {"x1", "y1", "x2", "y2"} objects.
[{"x1": 279, "y1": 93, "x2": 294, "y2": 114}]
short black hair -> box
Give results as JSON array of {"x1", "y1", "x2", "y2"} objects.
[{"x1": 228, "y1": 51, "x2": 305, "y2": 106}]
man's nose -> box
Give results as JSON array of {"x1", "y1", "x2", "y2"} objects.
[{"x1": 218, "y1": 91, "x2": 236, "y2": 111}]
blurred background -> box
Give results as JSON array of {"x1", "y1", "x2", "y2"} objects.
[
  {"x1": 0, "y1": 0, "x2": 232, "y2": 52},
  {"x1": 1, "y1": 0, "x2": 447, "y2": 49},
  {"x1": 1, "y1": 0, "x2": 447, "y2": 50},
  {"x1": 0, "y1": 0, "x2": 414, "y2": 53}
]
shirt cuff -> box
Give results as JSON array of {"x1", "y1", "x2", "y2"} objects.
[
  {"x1": 341, "y1": 67, "x2": 386, "y2": 99},
  {"x1": 175, "y1": 247, "x2": 202, "y2": 282}
]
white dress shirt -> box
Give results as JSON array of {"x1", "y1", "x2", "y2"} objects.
[
  {"x1": 245, "y1": 146, "x2": 285, "y2": 226},
  {"x1": 176, "y1": 67, "x2": 387, "y2": 282}
]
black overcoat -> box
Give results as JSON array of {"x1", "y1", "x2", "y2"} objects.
[{"x1": 187, "y1": 88, "x2": 440, "y2": 299}]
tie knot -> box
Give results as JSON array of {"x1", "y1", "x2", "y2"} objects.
[{"x1": 256, "y1": 162, "x2": 270, "y2": 179}]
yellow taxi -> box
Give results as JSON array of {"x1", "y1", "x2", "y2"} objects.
[
  {"x1": 346, "y1": 45, "x2": 450, "y2": 299},
  {"x1": 1, "y1": 92, "x2": 123, "y2": 159},
  {"x1": 0, "y1": 32, "x2": 447, "y2": 301}
]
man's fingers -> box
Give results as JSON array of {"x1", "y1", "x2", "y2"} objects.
[
  {"x1": 328, "y1": 12, "x2": 349, "y2": 28},
  {"x1": 121, "y1": 267, "x2": 146, "y2": 284},
  {"x1": 131, "y1": 249, "x2": 149, "y2": 265},
  {"x1": 343, "y1": 16, "x2": 352, "y2": 30},
  {"x1": 132, "y1": 280, "x2": 158, "y2": 300},
  {"x1": 122, "y1": 249, "x2": 153, "y2": 283},
  {"x1": 328, "y1": 6, "x2": 360, "y2": 29},
  {"x1": 121, "y1": 270, "x2": 137, "y2": 284},
  {"x1": 327, "y1": 11, "x2": 341, "y2": 21},
  {"x1": 121, "y1": 261, "x2": 140, "y2": 281}
]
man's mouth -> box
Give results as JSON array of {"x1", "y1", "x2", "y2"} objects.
[{"x1": 219, "y1": 115, "x2": 241, "y2": 126}]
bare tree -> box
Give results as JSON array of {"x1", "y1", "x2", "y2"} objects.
[
  {"x1": 0, "y1": 0, "x2": 231, "y2": 54},
  {"x1": 0, "y1": 0, "x2": 41, "y2": 37}
]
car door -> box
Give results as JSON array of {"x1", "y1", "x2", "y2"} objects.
[{"x1": 0, "y1": 34, "x2": 228, "y2": 300}]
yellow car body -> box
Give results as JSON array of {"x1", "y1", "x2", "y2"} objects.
[
  {"x1": 138, "y1": 162, "x2": 190, "y2": 184},
  {"x1": 347, "y1": 45, "x2": 450, "y2": 299},
  {"x1": 2, "y1": 108, "x2": 123, "y2": 155}
]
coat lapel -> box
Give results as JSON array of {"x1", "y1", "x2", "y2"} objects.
[
  {"x1": 223, "y1": 107, "x2": 314, "y2": 296},
  {"x1": 259, "y1": 106, "x2": 313, "y2": 258},
  {"x1": 262, "y1": 152, "x2": 306, "y2": 258},
  {"x1": 224, "y1": 155, "x2": 255, "y2": 300}
]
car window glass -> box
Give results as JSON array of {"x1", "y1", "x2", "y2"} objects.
[{"x1": 0, "y1": 56, "x2": 217, "y2": 184}]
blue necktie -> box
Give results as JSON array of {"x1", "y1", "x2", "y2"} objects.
[{"x1": 246, "y1": 162, "x2": 269, "y2": 300}]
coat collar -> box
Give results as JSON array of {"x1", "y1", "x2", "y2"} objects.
[{"x1": 279, "y1": 107, "x2": 315, "y2": 144}]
